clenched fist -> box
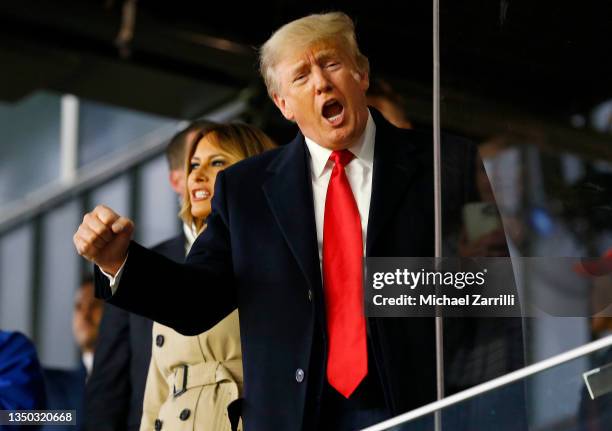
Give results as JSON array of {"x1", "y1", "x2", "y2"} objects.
[{"x1": 73, "y1": 205, "x2": 134, "y2": 276}]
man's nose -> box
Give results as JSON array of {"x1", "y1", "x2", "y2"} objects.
[{"x1": 313, "y1": 68, "x2": 332, "y2": 94}]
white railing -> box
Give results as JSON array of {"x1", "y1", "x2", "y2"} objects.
[{"x1": 362, "y1": 334, "x2": 612, "y2": 430}]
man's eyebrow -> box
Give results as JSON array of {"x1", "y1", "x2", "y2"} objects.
[
  {"x1": 314, "y1": 50, "x2": 338, "y2": 62},
  {"x1": 289, "y1": 61, "x2": 307, "y2": 75},
  {"x1": 288, "y1": 50, "x2": 339, "y2": 75}
]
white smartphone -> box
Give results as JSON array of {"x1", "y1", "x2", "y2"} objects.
[{"x1": 462, "y1": 202, "x2": 502, "y2": 242}]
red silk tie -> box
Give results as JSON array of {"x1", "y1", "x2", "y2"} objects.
[{"x1": 322, "y1": 149, "x2": 368, "y2": 398}]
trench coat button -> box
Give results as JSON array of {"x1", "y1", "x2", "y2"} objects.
[
  {"x1": 295, "y1": 368, "x2": 305, "y2": 383},
  {"x1": 154, "y1": 419, "x2": 162, "y2": 431},
  {"x1": 155, "y1": 334, "x2": 164, "y2": 347},
  {"x1": 308, "y1": 289, "x2": 313, "y2": 302},
  {"x1": 179, "y1": 409, "x2": 191, "y2": 421}
]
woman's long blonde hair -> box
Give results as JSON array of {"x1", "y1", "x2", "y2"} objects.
[{"x1": 179, "y1": 122, "x2": 276, "y2": 232}]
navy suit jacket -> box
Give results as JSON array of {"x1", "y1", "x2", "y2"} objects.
[
  {"x1": 97, "y1": 111, "x2": 523, "y2": 430},
  {"x1": 86, "y1": 235, "x2": 185, "y2": 431},
  {"x1": 43, "y1": 364, "x2": 86, "y2": 431}
]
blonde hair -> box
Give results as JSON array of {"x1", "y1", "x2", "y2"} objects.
[
  {"x1": 259, "y1": 12, "x2": 370, "y2": 98},
  {"x1": 179, "y1": 123, "x2": 276, "y2": 232}
]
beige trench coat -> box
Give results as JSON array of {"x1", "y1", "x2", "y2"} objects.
[{"x1": 140, "y1": 310, "x2": 243, "y2": 431}]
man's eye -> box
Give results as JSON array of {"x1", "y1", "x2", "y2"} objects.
[
  {"x1": 325, "y1": 62, "x2": 339, "y2": 69},
  {"x1": 293, "y1": 74, "x2": 306, "y2": 83}
]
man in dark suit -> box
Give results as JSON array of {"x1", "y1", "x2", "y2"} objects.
[
  {"x1": 74, "y1": 12, "x2": 523, "y2": 430},
  {"x1": 83, "y1": 123, "x2": 206, "y2": 431},
  {"x1": 42, "y1": 274, "x2": 104, "y2": 431}
]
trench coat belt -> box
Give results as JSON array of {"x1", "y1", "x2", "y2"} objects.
[{"x1": 169, "y1": 359, "x2": 243, "y2": 398}]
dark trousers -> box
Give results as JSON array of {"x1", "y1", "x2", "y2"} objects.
[
  {"x1": 318, "y1": 405, "x2": 390, "y2": 430},
  {"x1": 316, "y1": 374, "x2": 391, "y2": 431}
]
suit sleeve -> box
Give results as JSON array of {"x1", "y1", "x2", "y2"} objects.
[
  {"x1": 95, "y1": 171, "x2": 237, "y2": 336},
  {"x1": 84, "y1": 304, "x2": 131, "y2": 430}
]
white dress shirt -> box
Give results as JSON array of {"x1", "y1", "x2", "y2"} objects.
[
  {"x1": 105, "y1": 112, "x2": 376, "y2": 290},
  {"x1": 304, "y1": 110, "x2": 376, "y2": 264},
  {"x1": 82, "y1": 351, "x2": 94, "y2": 380}
]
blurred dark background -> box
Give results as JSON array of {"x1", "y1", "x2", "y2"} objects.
[{"x1": 1, "y1": 0, "x2": 610, "y2": 154}]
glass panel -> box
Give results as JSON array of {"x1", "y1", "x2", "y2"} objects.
[
  {"x1": 37, "y1": 200, "x2": 81, "y2": 368},
  {"x1": 369, "y1": 339, "x2": 612, "y2": 431},
  {"x1": 0, "y1": 224, "x2": 34, "y2": 336},
  {"x1": 439, "y1": 2, "x2": 612, "y2": 370},
  {"x1": 78, "y1": 98, "x2": 178, "y2": 167},
  {"x1": 137, "y1": 155, "x2": 181, "y2": 247},
  {"x1": 0, "y1": 91, "x2": 61, "y2": 207}
]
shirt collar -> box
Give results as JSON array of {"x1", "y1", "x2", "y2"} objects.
[
  {"x1": 183, "y1": 222, "x2": 197, "y2": 253},
  {"x1": 304, "y1": 109, "x2": 375, "y2": 178},
  {"x1": 82, "y1": 351, "x2": 94, "y2": 377}
]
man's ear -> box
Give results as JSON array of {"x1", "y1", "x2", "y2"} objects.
[
  {"x1": 168, "y1": 170, "x2": 184, "y2": 196},
  {"x1": 354, "y1": 69, "x2": 370, "y2": 93},
  {"x1": 272, "y1": 92, "x2": 295, "y2": 121}
]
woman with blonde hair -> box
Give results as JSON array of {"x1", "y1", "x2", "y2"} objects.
[{"x1": 140, "y1": 122, "x2": 275, "y2": 431}]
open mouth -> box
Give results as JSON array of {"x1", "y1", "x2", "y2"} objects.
[
  {"x1": 322, "y1": 99, "x2": 345, "y2": 126},
  {"x1": 192, "y1": 189, "x2": 211, "y2": 201}
]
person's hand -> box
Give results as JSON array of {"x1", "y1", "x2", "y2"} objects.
[
  {"x1": 459, "y1": 227, "x2": 508, "y2": 257},
  {"x1": 73, "y1": 205, "x2": 134, "y2": 276}
]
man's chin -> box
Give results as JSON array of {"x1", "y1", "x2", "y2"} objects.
[
  {"x1": 324, "y1": 127, "x2": 357, "y2": 149},
  {"x1": 319, "y1": 138, "x2": 353, "y2": 151}
]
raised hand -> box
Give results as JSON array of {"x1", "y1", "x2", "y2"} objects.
[{"x1": 73, "y1": 205, "x2": 134, "y2": 275}]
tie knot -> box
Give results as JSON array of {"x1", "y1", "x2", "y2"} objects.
[{"x1": 329, "y1": 150, "x2": 354, "y2": 168}]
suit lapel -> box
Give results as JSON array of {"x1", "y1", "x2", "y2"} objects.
[
  {"x1": 262, "y1": 135, "x2": 322, "y2": 292},
  {"x1": 366, "y1": 113, "x2": 422, "y2": 256},
  {"x1": 261, "y1": 114, "x2": 423, "y2": 283}
]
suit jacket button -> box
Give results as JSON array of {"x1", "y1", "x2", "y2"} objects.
[
  {"x1": 308, "y1": 290, "x2": 313, "y2": 302},
  {"x1": 295, "y1": 368, "x2": 305, "y2": 383},
  {"x1": 155, "y1": 334, "x2": 165, "y2": 347},
  {"x1": 180, "y1": 408, "x2": 191, "y2": 421},
  {"x1": 154, "y1": 419, "x2": 162, "y2": 431}
]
